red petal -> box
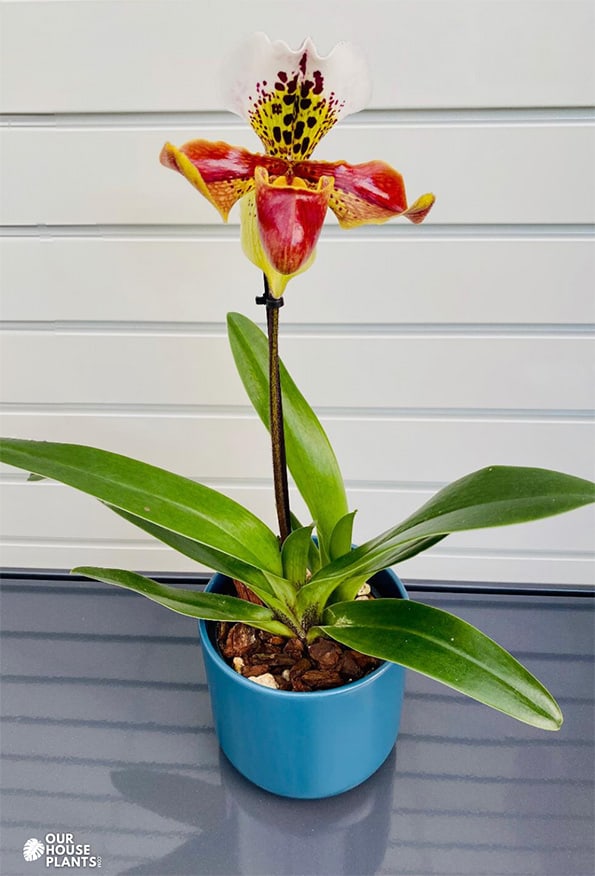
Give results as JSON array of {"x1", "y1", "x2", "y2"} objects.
[
  {"x1": 255, "y1": 168, "x2": 333, "y2": 275},
  {"x1": 295, "y1": 159, "x2": 434, "y2": 227},
  {"x1": 160, "y1": 140, "x2": 287, "y2": 220}
]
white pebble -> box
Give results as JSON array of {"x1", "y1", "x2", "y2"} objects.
[
  {"x1": 248, "y1": 673, "x2": 279, "y2": 689},
  {"x1": 232, "y1": 657, "x2": 245, "y2": 673},
  {"x1": 356, "y1": 582, "x2": 371, "y2": 598}
]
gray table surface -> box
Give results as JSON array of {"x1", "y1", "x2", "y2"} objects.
[{"x1": 1, "y1": 575, "x2": 593, "y2": 876}]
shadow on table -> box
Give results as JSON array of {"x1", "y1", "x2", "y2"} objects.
[{"x1": 111, "y1": 746, "x2": 396, "y2": 875}]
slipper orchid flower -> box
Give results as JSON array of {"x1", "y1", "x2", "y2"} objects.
[{"x1": 161, "y1": 33, "x2": 435, "y2": 297}]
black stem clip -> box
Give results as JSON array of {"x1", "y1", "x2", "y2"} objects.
[{"x1": 255, "y1": 292, "x2": 284, "y2": 309}]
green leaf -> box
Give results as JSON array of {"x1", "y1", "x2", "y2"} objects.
[
  {"x1": 307, "y1": 538, "x2": 322, "y2": 576},
  {"x1": 390, "y1": 466, "x2": 595, "y2": 540},
  {"x1": 227, "y1": 312, "x2": 349, "y2": 558},
  {"x1": 291, "y1": 512, "x2": 322, "y2": 575},
  {"x1": 326, "y1": 511, "x2": 361, "y2": 602},
  {"x1": 304, "y1": 466, "x2": 595, "y2": 602},
  {"x1": 327, "y1": 575, "x2": 370, "y2": 606},
  {"x1": 73, "y1": 567, "x2": 293, "y2": 636},
  {"x1": 290, "y1": 511, "x2": 304, "y2": 530},
  {"x1": 107, "y1": 506, "x2": 297, "y2": 614},
  {"x1": 106, "y1": 507, "x2": 299, "y2": 627},
  {"x1": 0, "y1": 438, "x2": 283, "y2": 575},
  {"x1": 281, "y1": 524, "x2": 314, "y2": 586},
  {"x1": 329, "y1": 511, "x2": 357, "y2": 561},
  {"x1": 381, "y1": 534, "x2": 447, "y2": 565},
  {"x1": 321, "y1": 599, "x2": 563, "y2": 730}
]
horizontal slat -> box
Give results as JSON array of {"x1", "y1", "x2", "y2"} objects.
[
  {"x1": 1, "y1": 237, "x2": 593, "y2": 324},
  {"x1": 1, "y1": 333, "x2": 592, "y2": 409},
  {"x1": 1, "y1": 124, "x2": 594, "y2": 226},
  {"x1": 1, "y1": 414, "x2": 593, "y2": 485},
  {"x1": 3, "y1": 483, "x2": 592, "y2": 552},
  {"x1": 1, "y1": 1, "x2": 593, "y2": 111},
  {"x1": 1, "y1": 540, "x2": 591, "y2": 586},
  {"x1": 397, "y1": 552, "x2": 594, "y2": 589},
  {"x1": 1, "y1": 483, "x2": 593, "y2": 584}
]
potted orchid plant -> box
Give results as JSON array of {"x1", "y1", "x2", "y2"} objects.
[{"x1": 1, "y1": 34, "x2": 594, "y2": 799}]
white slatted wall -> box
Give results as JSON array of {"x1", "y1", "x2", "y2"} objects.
[{"x1": 1, "y1": 0, "x2": 594, "y2": 585}]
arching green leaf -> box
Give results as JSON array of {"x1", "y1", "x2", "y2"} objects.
[
  {"x1": 304, "y1": 466, "x2": 595, "y2": 605},
  {"x1": 320, "y1": 598, "x2": 563, "y2": 730},
  {"x1": 74, "y1": 567, "x2": 293, "y2": 636},
  {"x1": 0, "y1": 438, "x2": 283, "y2": 575}
]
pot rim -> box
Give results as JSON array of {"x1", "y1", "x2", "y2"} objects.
[{"x1": 199, "y1": 569, "x2": 408, "y2": 701}]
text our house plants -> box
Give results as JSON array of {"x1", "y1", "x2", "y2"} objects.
[{"x1": 1, "y1": 34, "x2": 594, "y2": 797}]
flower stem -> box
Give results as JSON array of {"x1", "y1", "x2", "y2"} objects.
[{"x1": 263, "y1": 276, "x2": 292, "y2": 544}]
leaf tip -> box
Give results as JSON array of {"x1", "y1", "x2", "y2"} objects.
[{"x1": 546, "y1": 702, "x2": 564, "y2": 732}]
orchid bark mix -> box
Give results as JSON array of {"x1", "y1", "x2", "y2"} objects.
[{"x1": 1, "y1": 35, "x2": 594, "y2": 732}]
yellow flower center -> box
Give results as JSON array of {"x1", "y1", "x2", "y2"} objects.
[{"x1": 247, "y1": 57, "x2": 344, "y2": 160}]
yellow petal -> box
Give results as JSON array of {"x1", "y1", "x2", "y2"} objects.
[{"x1": 402, "y1": 192, "x2": 436, "y2": 224}]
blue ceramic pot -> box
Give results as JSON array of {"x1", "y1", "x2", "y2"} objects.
[{"x1": 198, "y1": 568, "x2": 407, "y2": 799}]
